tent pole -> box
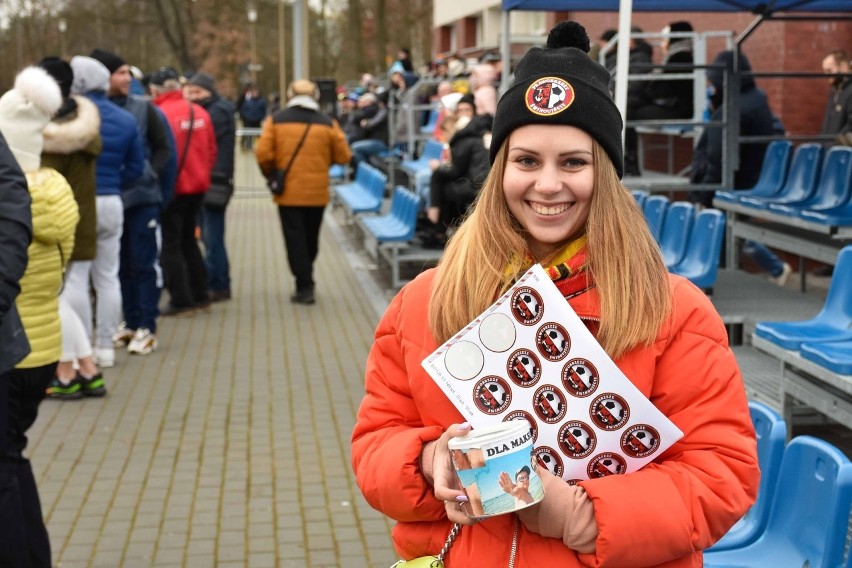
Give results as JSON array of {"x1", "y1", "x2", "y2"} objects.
[
  {"x1": 614, "y1": 0, "x2": 633, "y2": 153},
  {"x1": 501, "y1": 9, "x2": 512, "y2": 95}
]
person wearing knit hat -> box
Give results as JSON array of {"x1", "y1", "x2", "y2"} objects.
[
  {"x1": 97, "y1": 49, "x2": 175, "y2": 357},
  {"x1": 0, "y1": 66, "x2": 80, "y2": 567},
  {"x1": 70, "y1": 54, "x2": 146, "y2": 368},
  {"x1": 38, "y1": 56, "x2": 109, "y2": 399},
  {"x1": 185, "y1": 71, "x2": 237, "y2": 304},
  {"x1": 624, "y1": 19, "x2": 695, "y2": 175},
  {"x1": 351, "y1": 20, "x2": 758, "y2": 568}
]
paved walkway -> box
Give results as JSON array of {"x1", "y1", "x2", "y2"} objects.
[{"x1": 29, "y1": 187, "x2": 399, "y2": 567}]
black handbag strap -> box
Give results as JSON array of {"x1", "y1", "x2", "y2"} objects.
[
  {"x1": 177, "y1": 103, "x2": 195, "y2": 177},
  {"x1": 282, "y1": 122, "x2": 312, "y2": 174}
]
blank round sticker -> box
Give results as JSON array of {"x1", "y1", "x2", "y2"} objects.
[
  {"x1": 445, "y1": 341, "x2": 484, "y2": 381},
  {"x1": 479, "y1": 313, "x2": 516, "y2": 353}
]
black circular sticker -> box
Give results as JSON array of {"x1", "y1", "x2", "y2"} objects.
[
  {"x1": 535, "y1": 323, "x2": 571, "y2": 362},
  {"x1": 534, "y1": 446, "x2": 564, "y2": 478},
  {"x1": 587, "y1": 453, "x2": 627, "y2": 478},
  {"x1": 506, "y1": 349, "x2": 541, "y2": 387},
  {"x1": 557, "y1": 421, "x2": 597, "y2": 459},
  {"x1": 589, "y1": 393, "x2": 630, "y2": 430},
  {"x1": 472, "y1": 376, "x2": 512, "y2": 415},
  {"x1": 532, "y1": 385, "x2": 567, "y2": 424},
  {"x1": 620, "y1": 424, "x2": 661, "y2": 458},
  {"x1": 510, "y1": 287, "x2": 544, "y2": 326},
  {"x1": 504, "y1": 410, "x2": 538, "y2": 443},
  {"x1": 561, "y1": 358, "x2": 600, "y2": 397}
]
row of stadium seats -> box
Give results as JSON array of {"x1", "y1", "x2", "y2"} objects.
[
  {"x1": 632, "y1": 191, "x2": 726, "y2": 291},
  {"x1": 703, "y1": 401, "x2": 852, "y2": 568},
  {"x1": 714, "y1": 142, "x2": 852, "y2": 227},
  {"x1": 752, "y1": 245, "x2": 852, "y2": 375}
]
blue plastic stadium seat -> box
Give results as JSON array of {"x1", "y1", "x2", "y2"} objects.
[
  {"x1": 800, "y1": 339, "x2": 852, "y2": 375},
  {"x1": 768, "y1": 147, "x2": 852, "y2": 216},
  {"x1": 401, "y1": 139, "x2": 443, "y2": 177},
  {"x1": 704, "y1": 436, "x2": 852, "y2": 568},
  {"x1": 420, "y1": 108, "x2": 439, "y2": 135},
  {"x1": 329, "y1": 163, "x2": 346, "y2": 182},
  {"x1": 715, "y1": 140, "x2": 792, "y2": 203},
  {"x1": 708, "y1": 401, "x2": 786, "y2": 552},
  {"x1": 334, "y1": 163, "x2": 386, "y2": 214},
  {"x1": 659, "y1": 201, "x2": 695, "y2": 269},
  {"x1": 642, "y1": 194, "x2": 669, "y2": 242},
  {"x1": 669, "y1": 209, "x2": 725, "y2": 290},
  {"x1": 631, "y1": 189, "x2": 649, "y2": 208},
  {"x1": 753, "y1": 246, "x2": 852, "y2": 349},
  {"x1": 361, "y1": 186, "x2": 419, "y2": 243},
  {"x1": 738, "y1": 144, "x2": 823, "y2": 210}
]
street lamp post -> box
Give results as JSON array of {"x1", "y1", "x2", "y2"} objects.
[
  {"x1": 247, "y1": 5, "x2": 258, "y2": 85},
  {"x1": 278, "y1": 1, "x2": 286, "y2": 98},
  {"x1": 58, "y1": 18, "x2": 67, "y2": 59}
]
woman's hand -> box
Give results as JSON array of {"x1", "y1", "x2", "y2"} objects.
[{"x1": 421, "y1": 422, "x2": 479, "y2": 525}]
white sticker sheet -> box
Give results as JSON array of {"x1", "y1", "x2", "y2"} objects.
[{"x1": 421, "y1": 264, "x2": 684, "y2": 483}]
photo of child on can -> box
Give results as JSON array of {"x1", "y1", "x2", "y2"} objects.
[{"x1": 448, "y1": 422, "x2": 545, "y2": 518}]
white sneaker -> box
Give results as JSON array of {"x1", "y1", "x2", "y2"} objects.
[
  {"x1": 94, "y1": 347, "x2": 115, "y2": 368},
  {"x1": 769, "y1": 262, "x2": 793, "y2": 286},
  {"x1": 127, "y1": 328, "x2": 158, "y2": 355},
  {"x1": 112, "y1": 324, "x2": 135, "y2": 348}
]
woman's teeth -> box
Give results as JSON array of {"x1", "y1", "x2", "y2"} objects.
[{"x1": 530, "y1": 202, "x2": 570, "y2": 216}]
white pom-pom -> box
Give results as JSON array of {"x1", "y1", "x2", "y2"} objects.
[{"x1": 14, "y1": 66, "x2": 62, "y2": 118}]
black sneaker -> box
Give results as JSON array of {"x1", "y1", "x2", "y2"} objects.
[
  {"x1": 160, "y1": 303, "x2": 195, "y2": 317},
  {"x1": 78, "y1": 372, "x2": 107, "y2": 397},
  {"x1": 290, "y1": 290, "x2": 315, "y2": 305},
  {"x1": 46, "y1": 376, "x2": 83, "y2": 400}
]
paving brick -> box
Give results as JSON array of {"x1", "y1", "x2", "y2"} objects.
[{"x1": 28, "y1": 191, "x2": 398, "y2": 567}]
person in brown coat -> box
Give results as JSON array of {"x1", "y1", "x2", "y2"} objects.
[{"x1": 255, "y1": 79, "x2": 351, "y2": 304}]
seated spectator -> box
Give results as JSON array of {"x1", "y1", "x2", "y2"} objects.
[
  {"x1": 625, "y1": 20, "x2": 695, "y2": 175},
  {"x1": 349, "y1": 93, "x2": 388, "y2": 169},
  {"x1": 470, "y1": 64, "x2": 498, "y2": 118},
  {"x1": 422, "y1": 100, "x2": 490, "y2": 248},
  {"x1": 689, "y1": 50, "x2": 792, "y2": 286},
  {"x1": 340, "y1": 93, "x2": 363, "y2": 143}
]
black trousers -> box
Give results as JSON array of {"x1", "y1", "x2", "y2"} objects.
[
  {"x1": 0, "y1": 364, "x2": 53, "y2": 568},
  {"x1": 277, "y1": 206, "x2": 325, "y2": 292},
  {"x1": 161, "y1": 193, "x2": 209, "y2": 308}
]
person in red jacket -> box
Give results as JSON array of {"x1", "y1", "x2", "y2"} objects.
[
  {"x1": 351, "y1": 21, "x2": 759, "y2": 568},
  {"x1": 150, "y1": 67, "x2": 217, "y2": 315}
]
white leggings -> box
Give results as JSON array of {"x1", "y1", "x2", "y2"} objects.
[{"x1": 58, "y1": 298, "x2": 93, "y2": 363}]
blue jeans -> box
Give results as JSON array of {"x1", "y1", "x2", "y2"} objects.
[
  {"x1": 201, "y1": 205, "x2": 230, "y2": 293},
  {"x1": 350, "y1": 139, "x2": 388, "y2": 169},
  {"x1": 742, "y1": 240, "x2": 784, "y2": 277},
  {"x1": 119, "y1": 205, "x2": 162, "y2": 332}
]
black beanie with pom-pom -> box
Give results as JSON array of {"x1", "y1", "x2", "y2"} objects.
[{"x1": 489, "y1": 20, "x2": 623, "y2": 177}]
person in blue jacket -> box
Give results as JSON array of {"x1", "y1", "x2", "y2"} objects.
[{"x1": 70, "y1": 55, "x2": 144, "y2": 368}]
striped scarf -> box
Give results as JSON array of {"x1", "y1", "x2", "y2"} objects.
[{"x1": 505, "y1": 236, "x2": 594, "y2": 299}]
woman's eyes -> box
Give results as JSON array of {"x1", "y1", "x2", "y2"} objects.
[{"x1": 512, "y1": 156, "x2": 588, "y2": 168}]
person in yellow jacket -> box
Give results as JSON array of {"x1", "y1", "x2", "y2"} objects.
[
  {"x1": 0, "y1": 66, "x2": 79, "y2": 568},
  {"x1": 255, "y1": 79, "x2": 352, "y2": 305}
]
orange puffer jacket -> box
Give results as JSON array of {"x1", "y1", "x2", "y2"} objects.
[
  {"x1": 255, "y1": 103, "x2": 351, "y2": 207},
  {"x1": 351, "y1": 268, "x2": 759, "y2": 568}
]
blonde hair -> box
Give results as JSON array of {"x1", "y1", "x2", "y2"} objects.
[{"x1": 428, "y1": 140, "x2": 671, "y2": 360}]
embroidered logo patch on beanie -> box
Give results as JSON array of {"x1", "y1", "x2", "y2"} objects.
[{"x1": 525, "y1": 77, "x2": 575, "y2": 116}]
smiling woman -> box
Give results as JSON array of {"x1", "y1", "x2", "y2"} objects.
[
  {"x1": 352, "y1": 19, "x2": 759, "y2": 568},
  {"x1": 503, "y1": 124, "x2": 595, "y2": 259}
]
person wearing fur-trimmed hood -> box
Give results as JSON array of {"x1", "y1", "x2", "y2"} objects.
[
  {"x1": 0, "y1": 65, "x2": 80, "y2": 568},
  {"x1": 39, "y1": 56, "x2": 109, "y2": 400}
]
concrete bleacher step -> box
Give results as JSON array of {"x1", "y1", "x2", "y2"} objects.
[{"x1": 710, "y1": 269, "x2": 824, "y2": 341}]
